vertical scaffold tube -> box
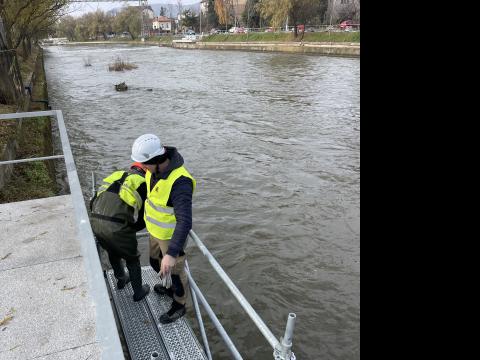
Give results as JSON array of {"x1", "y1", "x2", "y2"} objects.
[
  {"x1": 185, "y1": 261, "x2": 213, "y2": 360},
  {"x1": 189, "y1": 230, "x2": 280, "y2": 350},
  {"x1": 283, "y1": 313, "x2": 296, "y2": 348},
  {"x1": 185, "y1": 267, "x2": 243, "y2": 360}
]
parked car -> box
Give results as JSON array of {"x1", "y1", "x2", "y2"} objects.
[
  {"x1": 186, "y1": 29, "x2": 195, "y2": 35},
  {"x1": 228, "y1": 26, "x2": 245, "y2": 34},
  {"x1": 339, "y1": 20, "x2": 359, "y2": 31}
]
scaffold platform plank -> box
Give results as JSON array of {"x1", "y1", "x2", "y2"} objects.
[{"x1": 106, "y1": 266, "x2": 207, "y2": 360}]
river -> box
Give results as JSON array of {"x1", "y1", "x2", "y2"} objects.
[{"x1": 43, "y1": 44, "x2": 360, "y2": 360}]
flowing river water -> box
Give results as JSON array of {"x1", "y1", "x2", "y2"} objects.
[{"x1": 43, "y1": 44, "x2": 360, "y2": 360}]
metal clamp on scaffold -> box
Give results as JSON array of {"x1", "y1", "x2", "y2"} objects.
[{"x1": 273, "y1": 313, "x2": 297, "y2": 360}]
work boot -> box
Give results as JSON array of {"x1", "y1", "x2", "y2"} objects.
[
  {"x1": 154, "y1": 284, "x2": 174, "y2": 298},
  {"x1": 133, "y1": 284, "x2": 150, "y2": 302},
  {"x1": 159, "y1": 300, "x2": 186, "y2": 324},
  {"x1": 128, "y1": 263, "x2": 150, "y2": 302},
  {"x1": 116, "y1": 274, "x2": 130, "y2": 290}
]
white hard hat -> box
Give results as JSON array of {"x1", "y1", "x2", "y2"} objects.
[{"x1": 131, "y1": 134, "x2": 166, "y2": 163}]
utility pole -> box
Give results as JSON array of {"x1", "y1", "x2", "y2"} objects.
[{"x1": 139, "y1": 0, "x2": 148, "y2": 39}]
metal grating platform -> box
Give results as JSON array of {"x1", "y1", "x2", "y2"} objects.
[{"x1": 106, "y1": 266, "x2": 208, "y2": 360}]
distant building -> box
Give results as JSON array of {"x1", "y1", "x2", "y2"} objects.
[{"x1": 152, "y1": 16, "x2": 173, "y2": 32}]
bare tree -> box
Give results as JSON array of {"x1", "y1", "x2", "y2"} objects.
[{"x1": 0, "y1": 15, "x2": 24, "y2": 105}]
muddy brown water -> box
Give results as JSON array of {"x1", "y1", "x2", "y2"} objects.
[{"x1": 44, "y1": 44, "x2": 359, "y2": 360}]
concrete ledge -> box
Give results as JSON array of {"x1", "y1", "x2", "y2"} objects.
[
  {"x1": 0, "y1": 195, "x2": 102, "y2": 360},
  {"x1": 0, "y1": 195, "x2": 78, "y2": 271},
  {"x1": 173, "y1": 41, "x2": 360, "y2": 57}
]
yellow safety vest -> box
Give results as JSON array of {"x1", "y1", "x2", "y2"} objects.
[
  {"x1": 97, "y1": 171, "x2": 146, "y2": 222},
  {"x1": 145, "y1": 166, "x2": 196, "y2": 240}
]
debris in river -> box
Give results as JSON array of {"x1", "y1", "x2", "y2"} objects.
[{"x1": 115, "y1": 82, "x2": 128, "y2": 91}]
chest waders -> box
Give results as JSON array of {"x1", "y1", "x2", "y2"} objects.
[{"x1": 90, "y1": 171, "x2": 150, "y2": 301}]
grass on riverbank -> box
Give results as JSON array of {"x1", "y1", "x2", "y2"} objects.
[
  {"x1": 149, "y1": 35, "x2": 175, "y2": 44},
  {"x1": 0, "y1": 104, "x2": 18, "y2": 149},
  {"x1": 74, "y1": 30, "x2": 359, "y2": 46},
  {"x1": 0, "y1": 52, "x2": 37, "y2": 147},
  {"x1": 202, "y1": 31, "x2": 360, "y2": 43},
  {"x1": 0, "y1": 116, "x2": 56, "y2": 202}
]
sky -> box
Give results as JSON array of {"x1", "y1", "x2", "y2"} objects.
[{"x1": 66, "y1": 0, "x2": 199, "y2": 18}]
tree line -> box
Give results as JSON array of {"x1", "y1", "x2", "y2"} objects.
[
  {"x1": 1, "y1": 0, "x2": 69, "y2": 105},
  {"x1": 54, "y1": 0, "x2": 359, "y2": 42}
]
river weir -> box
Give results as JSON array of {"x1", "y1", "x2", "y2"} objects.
[{"x1": 42, "y1": 44, "x2": 360, "y2": 360}]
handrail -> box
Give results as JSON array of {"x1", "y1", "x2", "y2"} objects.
[
  {"x1": 0, "y1": 110, "x2": 125, "y2": 360},
  {"x1": 186, "y1": 263, "x2": 243, "y2": 360},
  {"x1": 135, "y1": 228, "x2": 297, "y2": 358},
  {"x1": 0, "y1": 154, "x2": 64, "y2": 165},
  {"x1": 186, "y1": 260, "x2": 213, "y2": 360},
  {"x1": 188, "y1": 229, "x2": 281, "y2": 350}
]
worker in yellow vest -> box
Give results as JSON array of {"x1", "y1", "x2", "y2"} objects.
[
  {"x1": 131, "y1": 134, "x2": 196, "y2": 324},
  {"x1": 90, "y1": 162, "x2": 150, "y2": 302}
]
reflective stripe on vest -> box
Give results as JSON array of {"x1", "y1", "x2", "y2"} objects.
[
  {"x1": 145, "y1": 165, "x2": 196, "y2": 240},
  {"x1": 97, "y1": 171, "x2": 146, "y2": 222}
]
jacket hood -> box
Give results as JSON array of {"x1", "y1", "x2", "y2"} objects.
[{"x1": 155, "y1": 146, "x2": 184, "y2": 180}]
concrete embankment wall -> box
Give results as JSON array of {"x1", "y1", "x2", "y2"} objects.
[{"x1": 173, "y1": 41, "x2": 360, "y2": 57}]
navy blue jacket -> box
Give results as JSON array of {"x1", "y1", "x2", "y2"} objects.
[{"x1": 149, "y1": 147, "x2": 193, "y2": 257}]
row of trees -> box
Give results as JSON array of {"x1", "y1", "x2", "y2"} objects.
[
  {"x1": 194, "y1": 0, "x2": 356, "y2": 36},
  {"x1": 214, "y1": 0, "x2": 331, "y2": 35},
  {"x1": 0, "y1": 0, "x2": 69, "y2": 105},
  {"x1": 54, "y1": 0, "x2": 357, "y2": 42},
  {"x1": 56, "y1": 5, "x2": 203, "y2": 42},
  {"x1": 0, "y1": 0, "x2": 68, "y2": 58},
  {"x1": 57, "y1": 7, "x2": 142, "y2": 41}
]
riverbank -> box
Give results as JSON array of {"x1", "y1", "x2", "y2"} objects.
[
  {"x1": 60, "y1": 32, "x2": 360, "y2": 56},
  {"x1": 0, "y1": 47, "x2": 58, "y2": 202},
  {"x1": 173, "y1": 41, "x2": 359, "y2": 56},
  {"x1": 204, "y1": 32, "x2": 359, "y2": 43}
]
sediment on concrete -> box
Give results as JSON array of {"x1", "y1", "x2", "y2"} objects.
[
  {"x1": 0, "y1": 195, "x2": 103, "y2": 360},
  {"x1": 172, "y1": 41, "x2": 360, "y2": 57}
]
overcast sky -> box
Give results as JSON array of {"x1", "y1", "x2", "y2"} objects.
[{"x1": 66, "y1": 0, "x2": 199, "y2": 17}]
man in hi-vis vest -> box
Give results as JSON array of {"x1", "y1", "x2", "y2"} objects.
[
  {"x1": 131, "y1": 134, "x2": 196, "y2": 324},
  {"x1": 90, "y1": 162, "x2": 150, "y2": 302}
]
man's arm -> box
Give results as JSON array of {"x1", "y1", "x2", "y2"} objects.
[
  {"x1": 166, "y1": 176, "x2": 193, "y2": 257},
  {"x1": 133, "y1": 182, "x2": 147, "y2": 231}
]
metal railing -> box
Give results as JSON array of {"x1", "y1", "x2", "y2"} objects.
[
  {"x1": 1, "y1": 109, "x2": 296, "y2": 359},
  {"x1": 0, "y1": 110, "x2": 125, "y2": 360},
  {"x1": 209, "y1": 24, "x2": 360, "y2": 35},
  {"x1": 136, "y1": 227, "x2": 297, "y2": 360}
]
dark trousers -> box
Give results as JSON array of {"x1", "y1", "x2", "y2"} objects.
[{"x1": 98, "y1": 239, "x2": 144, "y2": 295}]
